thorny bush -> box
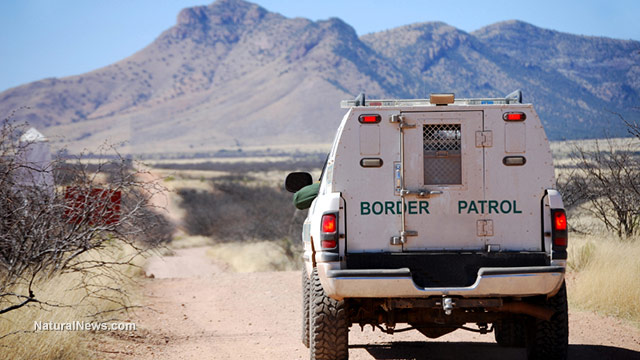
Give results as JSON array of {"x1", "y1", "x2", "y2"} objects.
[
  {"x1": 0, "y1": 114, "x2": 172, "y2": 317},
  {"x1": 178, "y1": 175, "x2": 308, "y2": 261},
  {"x1": 558, "y1": 113, "x2": 640, "y2": 238}
]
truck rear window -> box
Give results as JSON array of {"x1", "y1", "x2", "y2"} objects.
[{"x1": 423, "y1": 124, "x2": 462, "y2": 185}]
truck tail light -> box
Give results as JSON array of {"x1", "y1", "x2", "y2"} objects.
[
  {"x1": 359, "y1": 114, "x2": 381, "y2": 124},
  {"x1": 553, "y1": 210, "x2": 567, "y2": 232},
  {"x1": 551, "y1": 209, "x2": 568, "y2": 257},
  {"x1": 321, "y1": 240, "x2": 336, "y2": 248},
  {"x1": 503, "y1": 112, "x2": 526, "y2": 121},
  {"x1": 320, "y1": 213, "x2": 338, "y2": 250}
]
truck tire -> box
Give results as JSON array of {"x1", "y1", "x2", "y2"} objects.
[
  {"x1": 494, "y1": 317, "x2": 526, "y2": 347},
  {"x1": 310, "y1": 268, "x2": 349, "y2": 360},
  {"x1": 526, "y1": 282, "x2": 569, "y2": 360},
  {"x1": 302, "y1": 267, "x2": 310, "y2": 348}
]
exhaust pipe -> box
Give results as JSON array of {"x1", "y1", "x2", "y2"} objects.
[{"x1": 490, "y1": 302, "x2": 554, "y2": 321}]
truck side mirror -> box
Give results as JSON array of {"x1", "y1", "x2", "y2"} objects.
[{"x1": 285, "y1": 172, "x2": 313, "y2": 193}]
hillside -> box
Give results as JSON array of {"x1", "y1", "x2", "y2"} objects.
[{"x1": 0, "y1": 0, "x2": 638, "y2": 155}]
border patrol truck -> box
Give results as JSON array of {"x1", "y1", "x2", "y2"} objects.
[{"x1": 286, "y1": 91, "x2": 568, "y2": 360}]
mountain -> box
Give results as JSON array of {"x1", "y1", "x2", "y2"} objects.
[
  {"x1": 362, "y1": 21, "x2": 639, "y2": 138},
  {"x1": 1, "y1": 0, "x2": 638, "y2": 155}
]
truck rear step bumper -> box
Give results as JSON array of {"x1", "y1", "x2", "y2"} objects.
[{"x1": 318, "y1": 263, "x2": 565, "y2": 300}]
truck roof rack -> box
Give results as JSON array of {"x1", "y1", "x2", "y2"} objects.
[{"x1": 340, "y1": 90, "x2": 524, "y2": 108}]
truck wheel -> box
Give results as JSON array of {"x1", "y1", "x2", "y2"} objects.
[
  {"x1": 526, "y1": 282, "x2": 569, "y2": 360},
  {"x1": 494, "y1": 317, "x2": 526, "y2": 347},
  {"x1": 302, "y1": 267, "x2": 310, "y2": 348},
  {"x1": 310, "y1": 268, "x2": 349, "y2": 360}
]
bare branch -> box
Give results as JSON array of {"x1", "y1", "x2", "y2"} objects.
[{"x1": 0, "y1": 113, "x2": 173, "y2": 321}]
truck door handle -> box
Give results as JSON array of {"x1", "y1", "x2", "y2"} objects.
[{"x1": 401, "y1": 189, "x2": 443, "y2": 197}]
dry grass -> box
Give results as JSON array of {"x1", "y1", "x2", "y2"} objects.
[
  {"x1": 551, "y1": 137, "x2": 638, "y2": 170},
  {"x1": 567, "y1": 234, "x2": 640, "y2": 326},
  {"x1": 552, "y1": 139, "x2": 640, "y2": 325},
  {"x1": 0, "y1": 244, "x2": 144, "y2": 360},
  {"x1": 206, "y1": 241, "x2": 299, "y2": 272},
  {"x1": 170, "y1": 235, "x2": 213, "y2": 250}
]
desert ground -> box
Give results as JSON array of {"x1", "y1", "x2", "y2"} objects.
[{"x1": 95, "y1": 246, "x2": 640, "y2": 359}]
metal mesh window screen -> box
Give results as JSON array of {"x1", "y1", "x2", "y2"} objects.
[{"x1": 423, "y1": 124, "x2": 462, "y2": 185}]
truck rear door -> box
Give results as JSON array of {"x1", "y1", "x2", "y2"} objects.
[{"x1": 399, "y1": 111, "x2": 485, "y2": 251}]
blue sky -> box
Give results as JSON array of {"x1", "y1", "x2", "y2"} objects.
[{"x1": 1, "y1": 0, "x2": 638, "y2": 92}]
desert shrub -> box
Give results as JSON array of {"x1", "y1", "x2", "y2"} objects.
[
  {"x1": 0, "y1": 114, "x2": 171, "y2": 320},
  {"x1": 0, "y1": 243, "x2": 143, "y2": 359},
  {"x1": 557, "y1": 114, "x2": 640, "y2": 238},
  {"x1": 578, "y1": 140, "x2": 639, "y2": 236},
  {"x1": 178, "y1": 180, "x2": 304, "y2": 243},
  {"x1": 134, "y1": 206, "x2": 174, "y2": 246},
  {"x1": 178, "y1": 178, "x2": 305, "y2": 266}
]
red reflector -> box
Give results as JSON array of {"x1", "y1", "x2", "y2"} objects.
[
  {"x1": 554, "y1": 211, "x2": 567, "y2": 231},
  {"x1": 503, "y1": 112, "x2": 526, "y2": 121},
  {"x1": 358, "y1": 114, "x2": 381, "y2": 123},
  {"x1": 369, "y1": 102, "x2": 382, "y2": 106},
  {"x1": 553, "y1": 237, "x2": 568, "y2": 247},
  {"x1": 321, "y1": 240, "x2": 337, "y2": 249},
  {"x1": 321, "y1": 214, "x2": 336, "y2": 233}
]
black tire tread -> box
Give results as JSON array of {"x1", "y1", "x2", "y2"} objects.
[
  {"x1": 526, "y1": 282, "x2": 569, "y2": 360},
  {"x1": 495, "y1": 317, "x2": 526, "y2": 347},
  {"x1": 310, "y1": 268, "x2": 348, "y2": 360},
  {"x1": 302, "y1": 267, "x2": 310, "y2": 348}
]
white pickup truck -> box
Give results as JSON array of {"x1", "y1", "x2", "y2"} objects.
[{"x1": 286, "y1": 91, "x2": 568, "y2": 360}]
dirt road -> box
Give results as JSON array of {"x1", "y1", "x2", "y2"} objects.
[{"x1": 98, "y1": 247, "x2": 640, "y2": 359}]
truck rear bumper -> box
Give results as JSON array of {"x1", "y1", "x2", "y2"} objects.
[{"x1": 318, "y1": 263, "x2": 565, "y2": 300}]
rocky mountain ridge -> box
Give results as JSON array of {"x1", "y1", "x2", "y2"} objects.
[{"x1": 1, "y1": 0, "x2": 638, "y2": 154}]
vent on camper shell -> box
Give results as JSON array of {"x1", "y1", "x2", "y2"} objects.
[{"x1": 423, "y1": 124, "x2": 462, "y2": 185}]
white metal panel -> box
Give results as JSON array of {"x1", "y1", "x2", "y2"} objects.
[
  {"x1": 330, "y1": 107, "x2": 401, "y2": 252},
  {"x1": 505, "y1": 122, "x2": 526, "y2": 153},
  {"x1": 329, "y1": 104, "x2": 556, "y2": 254},
  {"x1": 546, "y1": 190, "x2": 565, "y2": 209},
  {"x1": 331, "y1": 109, "x2": 402, "y2": 253},
  {"x1": 402, "y1": 111, "x2": 485, "y2": 251},
  {"x1": 359, "y1": 125, "x2": 380, "y2": 155},
  {"x1": 484, "y1": 106, "x2": 555, "y2": 251}
]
